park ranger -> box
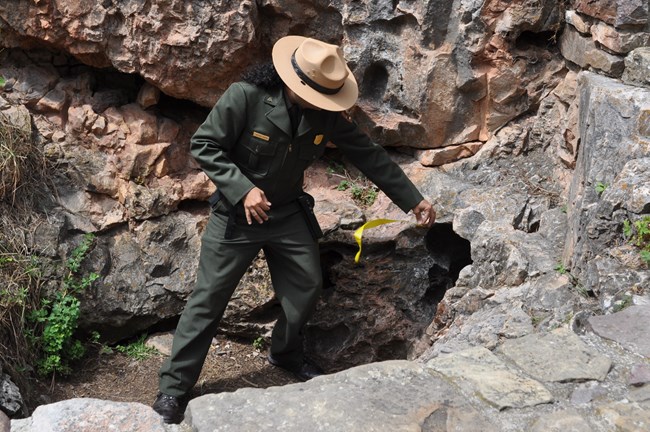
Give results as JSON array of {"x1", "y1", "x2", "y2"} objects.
[{"x1": 153, "y1": 35, "x2": 436, "y2": 424}]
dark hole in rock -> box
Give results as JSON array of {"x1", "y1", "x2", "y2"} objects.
[
  {"x1": 425, "y1": 223, "x2": 472, "y2": 302},
  {"x1": 376, "y1": 339, "x2": 408, "y2": 361},
  {"x1": 360, "y1": 62, "x2": 389, "y2": 102},
  {"x1": 305, "y1": 224, "x2": 472, "y2": 369},
  {"x1": 515, "y1": 30, "x2": 558, "y2": 49},
  {"x1": 157, "y1": 91, "x2": 210, "y2": 122},
  {"x1": 151, "y1": 264, "x2": 171, "y2": 278},
  {"x1": 319, "y1": 248, "x2": 344, "y2": 291},
  {"x1": 177, "y1": 199, "x2": 210, "y2": 213}
]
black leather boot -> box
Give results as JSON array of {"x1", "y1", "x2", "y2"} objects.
[
  {"x1": 268, "y1": 354, "x2": 325, "y2": 381},
  {"x1": 152, "y1": 393, "x2": 188, "y2": 424}
]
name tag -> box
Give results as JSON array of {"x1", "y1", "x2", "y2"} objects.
[
  {"x1": 314, "y1": 134, "x2": 324, "y2": 145},
  {"x1": 253, "y1": 131, "x2": 270, "y2": 141}
]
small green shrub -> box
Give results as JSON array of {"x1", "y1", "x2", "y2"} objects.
[
  {"x1": 327, "y1": 159, "x2": 379, "y2": 208},
  {"x1": 29, "y1": 233, "x2": 98, "y2": 376},
  {"x1": 336, "y1": 179, "x2": 378, "y2": 207},
  {"x1": 252, "y1": 336, "x2": 266, "y2": 351},
  {"x1": 623, "y1": 216, "x2": 650, "y2": 266},
  {"x1": 326, "y1": 161, "x2": 345, "y2": 175},
  {"x1": 595, "y1": 181, "x2": 607, "y2": 195},
  {"x1": 337, "y1": 180, "x2": 350, "y2": 191}
]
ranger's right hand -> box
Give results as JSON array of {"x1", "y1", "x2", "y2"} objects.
[{"x1": 243, "y1": 187, "x2": 272, "y2": 224}]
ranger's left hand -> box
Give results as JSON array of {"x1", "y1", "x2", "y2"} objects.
[{"x1": 411, "y1": 199, "x2": 436, "y2": 227}]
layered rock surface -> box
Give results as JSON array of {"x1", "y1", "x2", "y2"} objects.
[
  {"x1": 0, "y1": 0, "x2": 567, "y2": 148},
  {"x1": 10, "y1": 323, "x2": 650, "y2": 432},
  {"x1": 10, "y1": 66, "x2": 650, "y2": 432},
  {"x1": 2, "y1": 0, "x2": 650, "y2": 429}
]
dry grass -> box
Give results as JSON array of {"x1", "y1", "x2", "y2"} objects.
[
  {"x1": 0, "y1": 106, "x2": 50, "y2": 397},
  {"x1": 0, "y1": 108, "x2": 49, "y2": 207},
  {"x1": 0, "y1": 228, "x2": 43, "y2": 362}
]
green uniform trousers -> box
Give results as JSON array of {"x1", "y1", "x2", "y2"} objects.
[{"x1": 159, "y1": 207, "x2": 322, "y2": 397}]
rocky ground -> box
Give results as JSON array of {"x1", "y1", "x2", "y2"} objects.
[
  {"x1": 25, "y1": 334, "x2": 297, "y2": 411},
  {"x1": 11, "y1": 308, "x2": 650, "y2": 431}
]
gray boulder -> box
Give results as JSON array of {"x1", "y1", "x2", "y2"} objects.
[
  {"x1": 0, "y1": 368, "x2": 23, "y2": 417},
  {"x1": 186, "y1": 360, "x2": 498, "y2": 432},
  {"x1": 563, "y1": 72, "x2": 650, "y2": 298},
  {"x1": 622, "y1": 47, "x2": 650, "y2": 88}
]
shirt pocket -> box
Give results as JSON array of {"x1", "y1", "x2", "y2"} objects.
[{"x1": 234, "y1": 132, "x2": 279, "y2": 176}]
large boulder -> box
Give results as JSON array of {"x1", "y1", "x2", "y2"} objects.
[
  {"x1": 563, "y1": 72, "x2": 650, "y2": 305},
  {"x1": 575, "y1": 0, "x2": 649, "y2": 29},
  {"x1": 0, "y1": 0, "x2": 260, "y2": 108}
]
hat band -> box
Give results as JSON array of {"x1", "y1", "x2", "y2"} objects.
[{"x1": 291, "y1": 51, "x2": 344, "y2": 96}]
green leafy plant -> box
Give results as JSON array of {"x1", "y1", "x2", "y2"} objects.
[
  {"x1": 623, "y1": 216, "x2": 650, "y2": 266},
  {"x1": 336, "y1": 179, "x2": 378, "y2": 207},
  {"x1": 351, "y1": 183, "x2": 378, "y2": 207},
  {"x1": 0, "y1": 75, "x2": 5, "y2": 87},
  {"x1": 115, "y1": 334, "x2": 158, "y2": 360},
  {"x1": 336, "y1": 180, "x2": 350, "y2": 191},
  {"x1": 327, "y1": 159, "x2": 379, "y2": 208},
  {"x1": 623, "y1": 219, "x2": 633, "y2": 239},
  {"x1": 530, "y1": 313, "x2": 546, "y2": 327},
  {"x1": 252, "y1": 336, "x2": 266, "y2": 351},
  {"x1": 29, "y1": 233, "x2": 99, "y2": 376},
  {"x1": 326, "y1": 161, "x2": 345, "y2": 175},
  {"x1": 595, "y1": 181, "x2": 607, "y2": 195},
  {"x1": 554, "y1": 262, "x2": 567, "y2": 275}
]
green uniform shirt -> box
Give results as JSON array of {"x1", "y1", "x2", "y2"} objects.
[{"x1": 190, "y1": 82, "x2": 423, "y2": 212}]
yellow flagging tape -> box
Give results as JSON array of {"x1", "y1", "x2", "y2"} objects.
[{"x1": 353, "y1": 219, "x2": 409, "y2": 263}]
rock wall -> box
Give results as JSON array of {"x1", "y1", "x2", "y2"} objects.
[
  {"x1": 564, "y1": 73, "x2": 649, "y2": 309},
  {"x1": 420, "y1": 0, "x2": 650, "y2": 374},
  {"x1": 0, "y1": 0, "x2": 649, "y2": 415},
  {"x1": 2, "y1": 0, "x2": 650, "y2": 428},
  {"x1": 0, "y1": 0, "x2": 572, "y2": 351},
  {"x1": 0, "y1": 0, "x2": 567, "y2": 150}
]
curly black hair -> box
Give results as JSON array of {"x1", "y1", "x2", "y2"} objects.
[{"x1": 241, "y1": 62, "x2": 283, "y2": 89}]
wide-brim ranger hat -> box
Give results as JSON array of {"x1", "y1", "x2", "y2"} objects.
[{"x1": 272, "y1": 36, "x2": 359, "y2": 112}]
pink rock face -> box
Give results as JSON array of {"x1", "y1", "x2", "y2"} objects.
[
  {"x1": 0, "y1": 0, "x2": 260, "y2": 107},
  {"x1": 417, "y1": 142, "x2": 484, "y2": 167},
  {"x1": 0, "y1": 0, "x2": 566, "y2": 149}
]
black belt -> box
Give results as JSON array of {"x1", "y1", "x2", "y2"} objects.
[{"x1": 208, "y1": 191, "x2": 322, "y2": 240}]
